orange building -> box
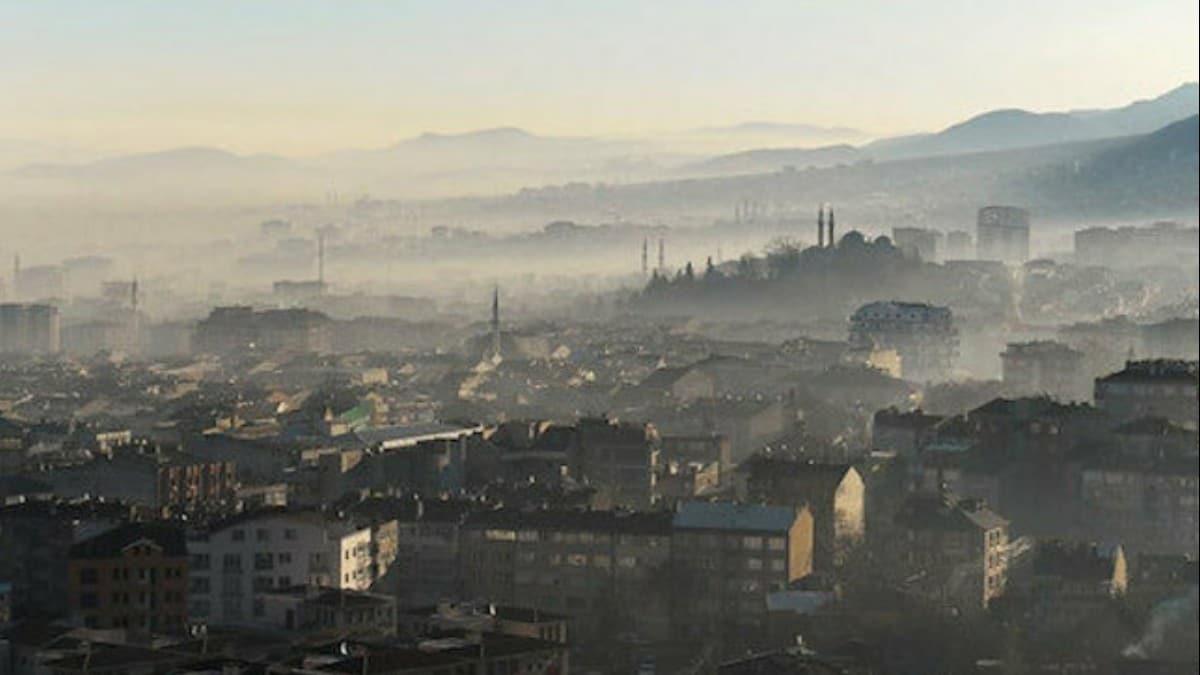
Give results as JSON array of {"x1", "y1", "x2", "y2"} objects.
[{"x1": 67, "y1": 523, "x2": 189, "y2": 633}]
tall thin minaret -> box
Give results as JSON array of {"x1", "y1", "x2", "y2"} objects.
[
  {"x1": 818, "y1": 206, "x2": 825, "y2": 248},
  {"x1": 490, "y1": 285, "x2": 501, "y2": 359},
  {"x1": 317, "y1": 230, "x2": 326, "y2": 290},
  {"x1": 641, "y1": 238, "x2": 648, "y2": 276},
  {"x1": 130, "y1": 277, "x2": 140, "y2": 354},
  {"x1": 827, "y1": 206, "x2": 836, "y2": 247},
  {"x1": 657, "y1": 238, "x2": 665, "y2": 273}
]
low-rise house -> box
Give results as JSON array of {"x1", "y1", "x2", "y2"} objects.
[
  {"x1": 397, "y1": 602, "x2": 569, "y2": 645},
  {"x1": 258, "y1": 585, "x2": 397, "y2": 637}
]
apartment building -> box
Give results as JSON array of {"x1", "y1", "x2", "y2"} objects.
[
  {"x1": 670, "y1": 501, "x2": 814, "y2": 640},
  {"x1": 67, "y1": 523, "x2": 189, "y2": 633},
  {"x1": 460, "y1": 508, "x2": 674, "y2": 641},
  {"x1": 186, "y1": 509, "x2": 380, "y2": 626}
]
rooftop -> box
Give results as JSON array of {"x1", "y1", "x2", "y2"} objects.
[
  {"x1": 1097, "y1": 359, "x2": 1199, "y2": 385},
  {"x1": 674, "y1": 500, "x2": 798, "y2": 534},
  {"x1": 464, "y1": 507, "x2": 673, "y2": 536},
  {"x1": 69, "y1": 522, "x2": 188, "y2": 559},
  {"x1": 894, "y1": 493, "x2": 1008, "y2": 532}
]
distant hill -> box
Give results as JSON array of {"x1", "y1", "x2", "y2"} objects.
[
  {"x1": 6, "y1": 84, "x2": 1194, "y2": 206},
  {"x1": 677, "y1": 83, "x2": 1198, "y2": 179},
  {"x1": 1021, "y1": 114, "x2": 1200, "y2": 214},
  {"x1": 467, "y1": 115, "x2": 1199, "y2": 227},
  {"x1": 868, "y1": 82, "x2": 1197, "y2": 160},
  {"x1": 14, "y1": 146, "x2": 291, "y2": 180}
]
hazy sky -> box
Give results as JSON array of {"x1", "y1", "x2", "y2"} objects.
[{"x1": 2, "y1": 0, "x2": 1197, "y2": 155}]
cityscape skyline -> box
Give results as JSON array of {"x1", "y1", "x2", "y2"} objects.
[{"x1": 2, "y1": 0, "x2": 1197, "y2": 155}]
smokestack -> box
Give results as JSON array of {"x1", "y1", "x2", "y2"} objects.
[
  {"x1": 827, "y1": 206, "x2": 836, "y2": 247},
  {"x1": 818, "y1": 206, "x2": 825, "y2": 248}
]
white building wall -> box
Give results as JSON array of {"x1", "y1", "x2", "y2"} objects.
[{"x1": 188, "y1": 513, "x2": 374, "y2": 627}]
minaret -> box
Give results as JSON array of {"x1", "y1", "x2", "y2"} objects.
[
  {"x1": 490, "y1": 285, "x2": 501, "y2": 360},
  {"x1": 657, "y1": 238, "x2": 665, "y2": 273},
  {"x1": 130, "y1": 277, "x2": 140, "y2": 354},
  {"x1": 817, "y1": 206, "x2": 825, "y2": 248},
  {"x1": 317, "y1": 230, "x2": 326, "y2": 291},
  {"x1": 641, "y1": 238, "x2": 648, "y2": 276},
  {"x1": 827, "y1": 206, "x2": 836, "y2": 247}
]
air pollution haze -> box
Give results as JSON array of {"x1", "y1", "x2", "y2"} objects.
[{"x1": 0, "y1": 2, "x2": 1197, "y2": 674}]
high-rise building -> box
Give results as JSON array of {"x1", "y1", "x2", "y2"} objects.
[
  {"x1": 0, "y1": 302, "x2": 61, "y2": 354},
  {"x1": 1001, "y1": 340, "x2": 1089, "y2": 402},
  {"x1": 892, "y1": 227, "x2": 943, "y2": 261},
  {"x1": 976, "y1": 206, "x2": 1031, "y2": 264},
  {"x1": 849, "y1": 300, "x2": 959, "y2": 382}
]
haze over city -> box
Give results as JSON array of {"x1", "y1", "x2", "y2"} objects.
[{"x1": 0, "y1": 3, "x2": 1197, "y2": 675}]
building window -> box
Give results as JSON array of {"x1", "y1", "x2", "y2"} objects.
[
  {"x1": 256, "y1": 529, "x2": 270, "y2": 542},
  {"x1": 79, "y1": 568, "x2": 99, "y2": 585},
  {"x1": 747, "y1": 558, "x2": 763, "y2": 571},
  {"x1": 284, "y1": 528, "x2": 298, "y2": 541},
  {"x1": 743, "y1": 536, "x2": 764, "y2": 550},
  {"x1": 79, "y1": 592, "x2": 98, "y2": 609},
  {"x1": 768, "y1": 537, "x2": 786, "y2": 552}
]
